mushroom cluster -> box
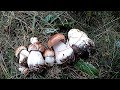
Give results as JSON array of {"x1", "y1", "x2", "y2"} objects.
[{"x1": 15, "y1": 29, "x2": 95, "y2": 75}]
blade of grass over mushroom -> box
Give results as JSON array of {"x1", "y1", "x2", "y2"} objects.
[{"x1": 75, "y1": 59, "x2": 99, "y2": 78}]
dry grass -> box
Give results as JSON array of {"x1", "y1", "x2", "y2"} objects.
[{"x1": 0, "y1": 11, "x2": 120, "y2": 79}]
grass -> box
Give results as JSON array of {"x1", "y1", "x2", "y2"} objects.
[{"x1": 0, "y1": 11, "x2": 120, "y2": 79}]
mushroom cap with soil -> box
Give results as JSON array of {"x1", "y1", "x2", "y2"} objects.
[
  {"x1": 67, "y1": 29, "x2": 95, "y2": 59},
  {"x1": 48, "y1": 33, "x2": 75, "y2": 65}
]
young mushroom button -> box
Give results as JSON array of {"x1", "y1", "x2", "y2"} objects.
[{"x1": 18, "y1": 65, "x2": 29, "y2": 75}]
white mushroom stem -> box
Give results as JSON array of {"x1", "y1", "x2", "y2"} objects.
[
  {"x1": 53, "y1": 41, "x2": 73, "y2": 64},
  {"x1": 27, "y1": 51, "x2": 45, "y2": 67},
  {"x1": 19, "y1": 50, "x2": 29, "y2": 64},
  {"x1": 45, "y1": 57, "x2": 55, "y2": 66}
]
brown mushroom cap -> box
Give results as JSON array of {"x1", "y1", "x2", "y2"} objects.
[
  {"x1": 28, "y1": 42, "x2": 45, "y2": 52},
  {"x1": 47, "y1": 33, "x2": 65, "y2": 48},
  {"x1": 15, "y1": 46, "x2": 27, "y2": 58},
  {"x1": 35, "y1": 42, "x2": 45, "y2": 53},
  {"x1": 43, "y1": 49, "x2": 54, "y2": 57}
]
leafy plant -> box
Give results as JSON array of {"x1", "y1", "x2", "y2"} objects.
[{"x1": 75, "y1": 59, "x2": 99, "y2": 78}]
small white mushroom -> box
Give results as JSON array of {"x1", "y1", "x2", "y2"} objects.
[
  {"x1": 48, "y1": 33, "x2": 74, "y2": 65},
  {"x1": 18, "y1": 65, "x2": 29, "y2": 75},
  {"x1": 15, "y1": 46, "x2": 29, "y2": 65},
  {"x1": 44, "y1": 49, "x2": 55, "y2": 67}
]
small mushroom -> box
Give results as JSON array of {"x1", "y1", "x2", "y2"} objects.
[
  {"x1": 30, "y1": 37, "x2": 39, "y2": 44},
  {"x1": 67, "y1": 29, "x2": 95, "y2": 59},
  {"x1": 48, "y1": 33, "x2": 74, "y2": 65},
  {"x1": 30, "y1": 37, "x2": 45, "y2": 53},
  {"x1": 44, "y1": 49, "x2": 55, "y2": 67},
  {"x1": 15, "y1": 46, "x2": 29, "y2": 66},
  {"x1": 18, "y1": 65, "x2": 29, "y2": 75},
  {"x1": 27, "y1": 37, "x2": 45, "y2": 71}
]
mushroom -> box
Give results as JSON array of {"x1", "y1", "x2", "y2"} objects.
[
  {"x1": 43, "y1": 49, "x2": 55, "y2": 67},
  {"x1": 30, "y1": 37, "x2": 39, "y2": 44},
  {"x1": 27, "y1": 37, "x2": 45, "y2": 71},
  {"x1": 15, "y1": 46, "x2": 29, "y2": 66},
  {"x1": 30, "y1": 37, "x2": 45, "y2": 53},
  {"x1": 67, "y1": 29, "x2": 95, "y2": 59},
  {"x1": 18, "y1": 65, "x2": 29, "y2": 75},
  {"x1": 47, "y1": 33, "x2": 74, "y2": 65}
]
